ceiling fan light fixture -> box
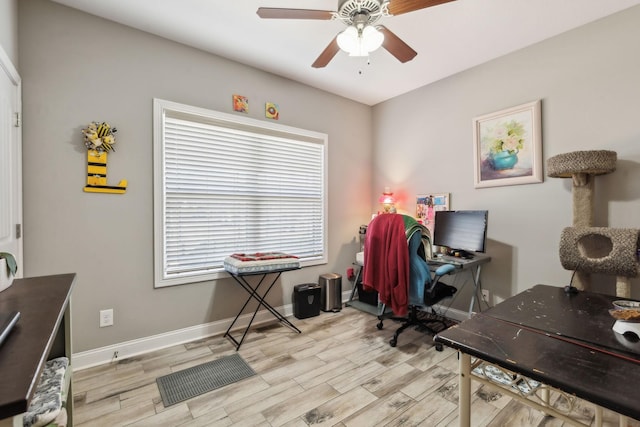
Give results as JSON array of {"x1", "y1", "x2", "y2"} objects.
[
  {"x1": 337, "y1": 25, "x2": 359, "y2": 53},
  {"x1": 362, "y1": 25, "x2": 384, "y2": 52},
  {"x1": 337, "y1": 24, "x2": 384, "y2": 57}
]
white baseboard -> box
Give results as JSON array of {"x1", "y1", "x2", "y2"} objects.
[
  {"x1": 72, "y1": 290, "x2": 353, "y2": 371},
  {"x1": 72, "y1": 291, "x2": 470, "y2": 371}
]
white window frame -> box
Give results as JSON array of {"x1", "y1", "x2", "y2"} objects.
[{"x1": 153, "y1": 99, "x2": 327, "y2": 288}]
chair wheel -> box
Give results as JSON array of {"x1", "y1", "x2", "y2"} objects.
[
  {"x1": 435, "y1": 343, "x2": 443, "y2": 352},
  {"x1": 390, "y1": 338, "x2": 397, "y2": 347},
  {"x1": 377, "y1": 321, "x2": 383, "y2": 330}
]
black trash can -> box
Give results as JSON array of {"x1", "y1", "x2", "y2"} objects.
[{"x1": 293, "y1": 283, "x2": 321, "y2": 319}]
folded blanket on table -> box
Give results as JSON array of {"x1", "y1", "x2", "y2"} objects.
[
  {"x1": 224, "y1": 252, "x2": 300, "y2": 275},
  {"x1": 24, "y1": 357, "x2": 69, "y2": 427},
  {"x1": 230, "y1": 252, "x2": 298, "y2": 262}
]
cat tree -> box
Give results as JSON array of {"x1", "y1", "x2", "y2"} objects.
[{"x1": 547, "y1": 150, "x2": 639, "y2": 297}]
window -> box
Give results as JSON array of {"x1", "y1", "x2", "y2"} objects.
[{"x1": 153, "y1": 99, "x2": 327, "y2": 287}]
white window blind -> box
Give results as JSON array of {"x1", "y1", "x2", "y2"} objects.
[{"x1": 153, "y1": 99, "x2": 327, "y2": 287}]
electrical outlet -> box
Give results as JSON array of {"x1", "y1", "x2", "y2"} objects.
[
  {"x1": 481, "y1": 289, "x2": 490, "y2": 303},
  {"x1": 100, "y1": 309, "x2": 114, "y2": 327}
]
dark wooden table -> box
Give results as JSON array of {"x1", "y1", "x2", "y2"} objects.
[
  {"x1": 0, "y1": 274, "x2": 75, "y2": 423},
  {"x1": 435, "y1": 284, "x2": 640, "y2": 426}
]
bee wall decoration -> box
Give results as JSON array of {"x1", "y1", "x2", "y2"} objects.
[{"x1": 81, "y1": 121, "x2": 127, "y2": 194}]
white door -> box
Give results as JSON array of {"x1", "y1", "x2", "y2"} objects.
[{"x1": 0, "y1": 47, "x2": 22, "y2": 277}]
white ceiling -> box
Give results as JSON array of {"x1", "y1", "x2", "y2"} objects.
[{"x1": 51, "y1": 0, "x2": 640, "y2": 106}]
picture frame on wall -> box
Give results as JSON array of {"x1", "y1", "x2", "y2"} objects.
[
  {"x1": 416, "y1": 193, "x2": 450, "y2": 239},
  {"x1": 472, "y1": 100, "x2": 543, "y2": 188}
]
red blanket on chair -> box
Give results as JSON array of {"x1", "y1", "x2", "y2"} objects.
[{"x1": 362, "y1": 214, "x2": 409, "y2": 316}]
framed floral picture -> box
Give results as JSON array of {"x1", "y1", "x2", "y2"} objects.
[{"x1": 472, "y1": 100, "x2": 542, "y2": 188}]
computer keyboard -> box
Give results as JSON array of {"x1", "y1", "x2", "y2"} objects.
[{"x1": 432, "y1": 255, "x2": 473, "y2": 265}]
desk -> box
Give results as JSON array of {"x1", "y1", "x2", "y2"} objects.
[
  {"x1": 0, "y1": 274, "x2": 75, "y2": 426},
  {"x1": 428, "y1": 252, "x2": 491, "y2": 317},
  {"x1": 224, "y1": 268, "x2": 301, "y2": 350},
  {"x1": 435, "y1": 285, "x2": 640, "y2": 427},
  {"x1": 347, "y1": 252, "x2": 491, "y2": 318}
]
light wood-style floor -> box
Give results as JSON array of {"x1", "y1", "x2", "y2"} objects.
[{"x1": 72, "y1": 307, "x2": 639, "y2": 427}]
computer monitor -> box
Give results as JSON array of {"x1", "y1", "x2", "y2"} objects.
[{"x1": 433, "y1": 210, "x2": 488, "y2": 257}]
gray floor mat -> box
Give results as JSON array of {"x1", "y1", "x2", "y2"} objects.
[{"x1": 156, "y1": 353, "x2": 256, "y2": 406}]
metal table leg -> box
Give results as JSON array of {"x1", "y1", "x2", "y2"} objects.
[
  {"x1": 346, "y1": 264, "x2": 362, "y2": 304},
  {"x1": 467, "y1": 264, "x2": 484, "y2": 318},
  {"x1": 459, "y1": 352, "x2": 472, "y2": 427},
  {"x1": 224, "y1": 271, "x2": 301, "y2": 350}
]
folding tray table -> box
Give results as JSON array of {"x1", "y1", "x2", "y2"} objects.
[{"x1": 224, "y1": 266, "x2": 301, "y2": 350}]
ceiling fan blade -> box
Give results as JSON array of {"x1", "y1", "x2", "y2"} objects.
[
  {"x1": 311, "y1": 36, "x2": 340, "y2": 68},
  {"x1": 378, "y1": 26, "x2": 417, "y2": 63},
  {"x1": 256, "y1": 8, "x2": 334, "y2": 20},
  {"x1": 387, "y1": 0, "x2": 455, "y2": 16}
]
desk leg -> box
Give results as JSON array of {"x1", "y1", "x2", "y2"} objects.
[
  {"x1": 459, "y1": 352, "x2": 472, "y2": 427},
  {"x1": 347, "y1": 266, "x2": 362, "y2": 303},
  {"x1": 467, "y1": 265, "x2": 483, "y2": 318}
]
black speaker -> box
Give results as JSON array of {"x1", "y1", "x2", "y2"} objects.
[{"x1": 293, "y1": 283, "x2": 321, "y2": 319}]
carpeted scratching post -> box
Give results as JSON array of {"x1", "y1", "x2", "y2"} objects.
[
  {"x1": 559, "y1": 227, "x2": 640, "y2": 297},
  {"x1": 547, "y1": 150, "x2": 616, "y2": 228},
  {"x1": 547, "y1": 150, "x2": 637, "y2": 293},
  {"x1": 549, "y1": 150, "x2": 639, "y2": 296}
]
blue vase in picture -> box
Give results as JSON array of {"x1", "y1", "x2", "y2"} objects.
[{"x1": 490, "y1": 150, "x2": 518, "y2": 170}]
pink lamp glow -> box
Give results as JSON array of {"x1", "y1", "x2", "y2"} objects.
[{"x1": 378, "y1": 187, "x2": 396, "y2": 213}]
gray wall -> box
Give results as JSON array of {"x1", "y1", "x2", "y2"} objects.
[
  {"x1": 0, "y1": 0, "x2": 18, "y2": 65},
  {"x1": 18, "y1": 0, "x2": 373, "y2": 352},
  {"x1": 373, "y1": 5, "x2": 640, "y2": 308}
]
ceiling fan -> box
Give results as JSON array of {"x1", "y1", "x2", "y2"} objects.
[{"x1": 256, "y1": 0, "x2": 455, "y2": 68}]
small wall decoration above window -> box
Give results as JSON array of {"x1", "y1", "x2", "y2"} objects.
[
  {"x1": 233, "y1": 95, "x2": 249, "y2": 113},
  {"x1": 472, "y1": 100, "x2": 543, "y2": 188},
  {"x1": 81, "y1": 121, "x2": 127, "y2": 194},
  {"x1": 265, "y1": 102, "x2": 279, "y2": 120}
]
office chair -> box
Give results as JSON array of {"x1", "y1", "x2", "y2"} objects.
[{"x1": 362, "y1": 213, "x2": 457, "y2": 349}]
